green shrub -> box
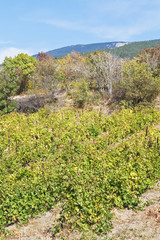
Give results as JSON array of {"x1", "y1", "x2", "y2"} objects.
[
  {"x1": 73, "y1": 79, "x2": 91, "y2": 108},
  {"x1": 0, "y1": 70, "x2": 18, "y2": 114},
  {"x1": 113, "y1": 59, "x2": 160, "y2": 106},
  {"x1": 0, "y1": 108, "x2": 160, "y2": 236}
]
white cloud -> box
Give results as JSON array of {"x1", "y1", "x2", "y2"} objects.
[
  {"x1": 40, "y1": 18, "x2": 159, "y2": 41},
  {"x1": 88, "y1": 24, "x2": 152, "y2": 41},
  {"x1": 0, "y1": 41, "x2": 11, "y2": 45},
  {"x1": 41, "y1": 19, "x2": 85, "y2": 31},
  {"x1": 0, "y1": 47, "x2": 31, "y2": 64},
  {"x1": 37, "y1": 0, "x2": 160, "y2": 42}
]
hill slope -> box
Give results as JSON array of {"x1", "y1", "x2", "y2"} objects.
[
  {"x1": 107, "y1": 40, "x2": 160, "y2": 58},
  {"x1": 34, "y1": 39, "x2": 160, "y2": 59},
  {"x1": 34, "y1": 41, "x2": 127, "y2": 58}
]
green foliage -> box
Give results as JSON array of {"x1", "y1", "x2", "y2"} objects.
[
  {"x1": 3, "y1": 53, "x2": 37, "y2": 94},
  {"x1": 31, "y1": 56, "x2": 63, "y2": 91},
  {"x1": 106, "y1": 40, "x2": 160, "y2": 59},
  {"x1": 113, "y1": 59, "x2": 160, "y2": 106},
  {"x1": 57, "y1": 52, "x2": 88, "y2": 91},
  {"x1": 0, "y1": 107, "x2": 160, "y2": 236},
  {"x1": 137, "y1": 45, "x2": 160, "y2": 77},
  {"x1": 73, "y1": 79, "x2": 91, "y2": 108},
  {"x1": 0, "y1": 69, "x2": 18, "y2": 114}
]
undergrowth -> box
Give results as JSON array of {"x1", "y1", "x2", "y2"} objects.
[{"x1": 0, "y1": 107, "x2": 160, "y2": 236}]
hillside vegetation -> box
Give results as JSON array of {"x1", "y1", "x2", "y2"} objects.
[
  {"x1": 34, "y1": 39, "x2": 160, "y2": 59},
  {"x1": 1, "y1": 45, "x2": 160, "y2": 114},
  {"x1": 1, "y1": 45, "x2": 160, "y2": 238},
  {"x1": 0, "y1": 107, "x2": 160, "y2": 237},
  {"x1": 43, "y1": 41, "x2": 126, "y2": 57},
  {"x1": 107, "y1": 40, "x2": 160, "y2": 58}
]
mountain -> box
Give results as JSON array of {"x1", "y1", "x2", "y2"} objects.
[
  {"x1": 34, "y1": 39, "x2": 160, "y2": 59},
  {"x1": 35, "y1": 41, "x2": 128, "y2": 58},
  {"x1": 106, "y1": 39, "x2": 160, "y2": 58}
]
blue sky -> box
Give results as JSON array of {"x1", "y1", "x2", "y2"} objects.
[{"x1": 0, "y1": 0, "x2": 160, "y2": 62}]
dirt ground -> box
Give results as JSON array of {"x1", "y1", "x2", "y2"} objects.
[
  {"x1": 1, "y1": 181, "x2": 159, "y2": 240},
  {"x1": 107, "y1": 181, "x2": 160, "y2": 240}
]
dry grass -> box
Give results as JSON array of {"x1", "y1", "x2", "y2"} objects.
[{"x1": 2, "y1": 182, "x2": 160, "y2": 240}]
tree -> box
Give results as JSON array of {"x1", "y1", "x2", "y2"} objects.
[
  {"x1": 87, "y1": 51, "x2": 122, "y2": 97},
  {"x1": 3, "y1": 53, "x2": 37, "y2": 94},
  {"x1": 31, "y1": 55, "x2": 62, "y2": 93},
  {"x1": 57, "y1": 51, "x2": 88, "y2": 91},
  {"x1": 73, "y1": 79, "x2": 91, "y2": 108},
  {"x1": 0, "y1": 69, "x2": 18, "y2": 114},
  {"x1": 138, "y1": 45, "x2": 160, "y2": 76},
  {"x1": 37, "y1": 52, "x2": 52, "y2": 61},
  {"x1": 113, "y1": 59, "x2": 160, "y2": 106}
]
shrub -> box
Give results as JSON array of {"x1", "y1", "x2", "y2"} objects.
[
  {"x1": 0, "y1": 69, "x2": 18, "y2": 114},
  {"x1": 0, "y1": 108, "x2": 160, "y2": 235},
  {"x1": 73, "y1": 79, "x2": 91, "y2": 108},
  {"x1": 113, "y1": 59, "x2": 160, "y2": 106},
  {"x1": 2, "y1": 53, "x2": 37, "y2": 94}
]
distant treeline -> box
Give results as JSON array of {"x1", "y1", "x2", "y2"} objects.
[{"x1": 106, "y1": 40, "x2": 160, "y2": 59}]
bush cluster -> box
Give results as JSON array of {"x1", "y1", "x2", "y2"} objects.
[
  {"x1": 1, "y1": 45, "x2": 160, "y2": 114},
  {"x1": 0, "y1": 108, "x2": 160, "y2": 235}
]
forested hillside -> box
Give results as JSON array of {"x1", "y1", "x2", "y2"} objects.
[
  {"x1": 33, "y1": 39, "x2": 160, "y2": 59},
  {"x1": 107, "y1": 40, "x2": 160, "y2": 58},
  {"x1": 34, "y1": 41, "x2": 127, "y2": 58}
]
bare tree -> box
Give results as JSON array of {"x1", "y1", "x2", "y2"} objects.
[
  {"x1": 138, "y1": 45, "x2": 160, "y2": 73},
  {"x1": 87, "y1": 51, "x2": 123, "y2": 97}
]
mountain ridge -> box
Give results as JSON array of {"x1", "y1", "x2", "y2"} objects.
[
  {"x1": 34, "y1": 41, "x2": 128, "y2": 58},
  {"x1": 34, "y1": 39, "x2": 160, "y2": 59}
]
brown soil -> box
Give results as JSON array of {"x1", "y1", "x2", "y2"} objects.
[
  {"x1": 3, "y1": 205, "x2": 61, "y2": 240},
  {"x1": 107, "y1": 181, "x2": 160, "y2": 240},
  {"x1": 1, "y1": 181, "x2": 159, "y2": 240}
]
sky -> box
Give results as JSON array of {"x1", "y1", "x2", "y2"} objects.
[{"x1": 0, "y1": 0, "x2": 160, "y2": 63}]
